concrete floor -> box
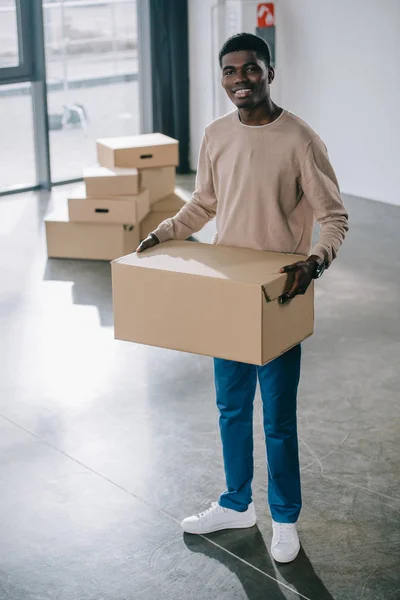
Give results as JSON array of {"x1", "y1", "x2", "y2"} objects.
[{"x1": 0, "y1": 178, "x2": 399, "y2": 600}]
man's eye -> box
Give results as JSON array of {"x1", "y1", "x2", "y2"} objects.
[
  {"x1": 247, "y1": 66, "x2": 256, "y2": 72},
  {"x1": 225, "y1": 70, "x2": 234, "y2": 76}
]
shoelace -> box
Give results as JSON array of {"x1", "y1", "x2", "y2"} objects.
[
  {"x1": 197, "y1": 502, "x2": 228, "y2": 520},
  {"x1": 274, "y1": 523, "x2": 294, "y2": 544}
]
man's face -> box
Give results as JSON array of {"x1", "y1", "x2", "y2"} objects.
[{"x1": 221, "y1": 50, "x2": 272, "y2": 109}]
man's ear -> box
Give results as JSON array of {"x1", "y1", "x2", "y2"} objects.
[{"x1": 268, "y1": 66, "x2": 275, "y2": 84}]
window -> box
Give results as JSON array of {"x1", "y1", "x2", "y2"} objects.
[
  {"x1": 43, "y1": 0, "x2": 140, "y2": 181},
  {"x1": 0, "y1": 83, "x2": 37, "y2": 191},
  {"x1": 0, "y1": 1, "x2": 20, "y2": 68},
  {"x1": 0, "y1": 0, "x2": 146, "y2": 194},
  {"x1": 0, "y1": 0, "x2": 33, "y2": 83}
]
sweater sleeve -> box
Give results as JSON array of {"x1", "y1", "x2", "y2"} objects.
[
  {"x1": 151, "y1": 133, "x2": 217, "y2": 242},
  {"x1": 301, "y1": 137, "x2": 348, "y2": 266}
]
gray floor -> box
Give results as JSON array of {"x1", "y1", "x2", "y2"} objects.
[{"x1": 0, "y1": 178, "x2": 399, "y2": 600}]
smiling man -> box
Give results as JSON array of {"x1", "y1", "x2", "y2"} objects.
[{"x1": 137, "y1": 33, "x2": 348, "y2": 563}]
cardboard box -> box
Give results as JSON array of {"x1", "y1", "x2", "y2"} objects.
[
  {"x1": 139, "y1": 189, "x2": 188, "y2": 239},
  {"x1": 139, "y1": 166, "x2": 176, "y2": 205},
  {"x1": 151, "y1": 188, "x2": 188, "y2": 212},
  {"x1": 97, "y1": 133, "x2": 179, "y2": 169},
  {"x1": 84, "y1": 166, "x2": 139, "y2": 197},
  {"x1": 45, "y1": 210, "x2": 140, "y2": 261},
  {"x1": 68, "y1": 189, "x2": 149, "y2": 225},
  {"x1": 112, "y1": 241, "x2": 314, "y2": 365}
]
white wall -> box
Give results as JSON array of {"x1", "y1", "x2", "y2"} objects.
[
  {"x1": 188, "y1": 0, "x2": 241, "y2": 169},
  {"x1": 188, "y1": 0, "x2": 400, "y2": 206},
  {"x1": 188, "y1": 0, "x2": 259, "y2": 168},
  {"x1": 276, "y1": 0, "x2": 400, "y2": 206},
  {"x1": 188, "y1": 0, "x2": 217, "y2": 170}
]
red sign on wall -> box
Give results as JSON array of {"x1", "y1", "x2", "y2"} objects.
[{"x1": 257, "y1": 3, "x2": 275, "y2": 28}]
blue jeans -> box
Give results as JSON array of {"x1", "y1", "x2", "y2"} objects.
[{"x1": 214, "y1": 344, "x2": 302, "y2": 523}]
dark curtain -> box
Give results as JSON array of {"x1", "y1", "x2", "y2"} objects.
[{"x1": 149, "y1": 0, "x2": 190, "y2": 173}]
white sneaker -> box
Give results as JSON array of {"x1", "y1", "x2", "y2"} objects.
[
  {"x1": 181, "y1": 501, "x2": 257, "y2": 535},
  {"x1": 271, "y1": 520, "x2": 300, "y2": 563}
]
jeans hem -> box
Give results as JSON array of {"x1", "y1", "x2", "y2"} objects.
[{"x1": 218, "y1": 497, "x2": 250, "y2": 513}]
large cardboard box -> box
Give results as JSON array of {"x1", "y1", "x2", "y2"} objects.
[
  {"x1": 112, "y1": 241, "x2": 314, "y2": 365},
  {"x1": 45, "y1": 211, "x2": 140, "y2": 261},
  {"x1": 84, "y1": 166, "x2": 139, "y2": 197},
  {"x1": 139, "y1": 166, "x2": 176, "y2": 205},
  {"x1": 97, "y1": 133, "x2": 179, "y2": 169},
  {"x1": 68, "y1": 189, "x2": 149, "y2": 225},
  {"x1": 139, "y1": 189, "x2": 187, "y2": 240}
]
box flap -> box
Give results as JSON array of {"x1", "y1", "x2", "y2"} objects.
[
  {"x1": 45, "y1": 204, "x2": 126, "y2": 229},
  {"x1": 84, "y1": 166, "x2": 139, "y2": 178},
  {"x1": 97, "y1": 133, "x2": 178, "y2": 150},
  {"x1": 44, "y1": 205, "x2": 69, "y2": 222},
  {"x1": 112, "y1": 241, "x2": 305, "y2": 300},
  {"x1": 68, "y1": 191, "x2": 140, "y2": 202}
]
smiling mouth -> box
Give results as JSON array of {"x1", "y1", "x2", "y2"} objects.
[{"x1": 233, "y1": 88, "x2": 252, "y2": 98}]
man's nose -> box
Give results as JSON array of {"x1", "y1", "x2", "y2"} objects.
[{"x1": 234, "y1": 69, "x2": 248, "y2": 84}]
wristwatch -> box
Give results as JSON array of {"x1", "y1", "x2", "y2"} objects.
[{"x1": 310, "y1": 257, "x2": 326, "y2": 279}]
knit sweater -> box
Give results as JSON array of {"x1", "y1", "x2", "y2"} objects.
[{"x1": 152, "y1": 109, "x2": 348, "y2": 265}]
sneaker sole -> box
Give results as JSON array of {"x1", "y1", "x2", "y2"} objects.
[
  {"x1": 182, "y1": 519, "x2": 257, "y2": 535},
  {"x1": 271, "y1": 546, "x2": 300, "y2": 564}
]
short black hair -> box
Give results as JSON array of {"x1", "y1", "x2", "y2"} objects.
[{"x1": 219, "y1": 33, "x2": 271, "y2": 68}]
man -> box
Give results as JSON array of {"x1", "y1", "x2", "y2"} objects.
[{"x1": 137, "y1": 33, "x2": 348, "y2": 563}]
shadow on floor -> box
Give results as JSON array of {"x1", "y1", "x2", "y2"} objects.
[
  {"x1": 42, "y1": 235, "x2": 198, "y2": 329},
  {"x1": 184, "y1": 527, "x2": 336, "y2": 600},
  {"x1": 43, "y1": 258, "x2": 113, "y2": 327},
  {"x1": 274, "y1": 548, "x2": 336, "y2": 600}
]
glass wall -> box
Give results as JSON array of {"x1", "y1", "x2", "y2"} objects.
[
  {"x1": 0, "y1": 0, "x2": 19, "y2": 68},
  {"x1": 0, "y1": 83, "x2": 37, "y2": 190},
  {"x1": 42, "y1": 0, "x2": 140, "y2": 181},
  {"x1": 0, "y1": 0, "x2": 142, "y2": 193}
]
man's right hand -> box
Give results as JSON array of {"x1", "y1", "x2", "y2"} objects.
[{"x1": 136, "y1": 233, "x2": 160, "y2": 253}]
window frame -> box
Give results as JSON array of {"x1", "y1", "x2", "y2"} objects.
[{"x1": 0, "y1": 0, "x2": 34, "y2": 84}]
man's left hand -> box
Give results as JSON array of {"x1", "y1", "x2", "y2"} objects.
[{"x1": 279, "y1": 258, "x2": 318, "y2": 304}]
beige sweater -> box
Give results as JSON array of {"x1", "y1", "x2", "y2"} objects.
[{"x1": 153, "y1": 109, "x2": 348, "y2": 265}]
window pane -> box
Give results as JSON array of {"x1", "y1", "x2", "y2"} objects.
[
  {"x1": 43, "y1": 0, "x2": 140, "y2": 182},
  {"x1": 0, "y1": 83, "x2": 37, "y2": 191},
  {"x1": 0, "y1": 0, "x2": 20, "y2": 68}
]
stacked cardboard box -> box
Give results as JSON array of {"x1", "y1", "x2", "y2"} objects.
[
  {"x1": 45, "y1": 133, "x2": 186, "y2": 261},
  {"x1": 96, "y1": 133, "x2": 187, "y2": 241}
]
